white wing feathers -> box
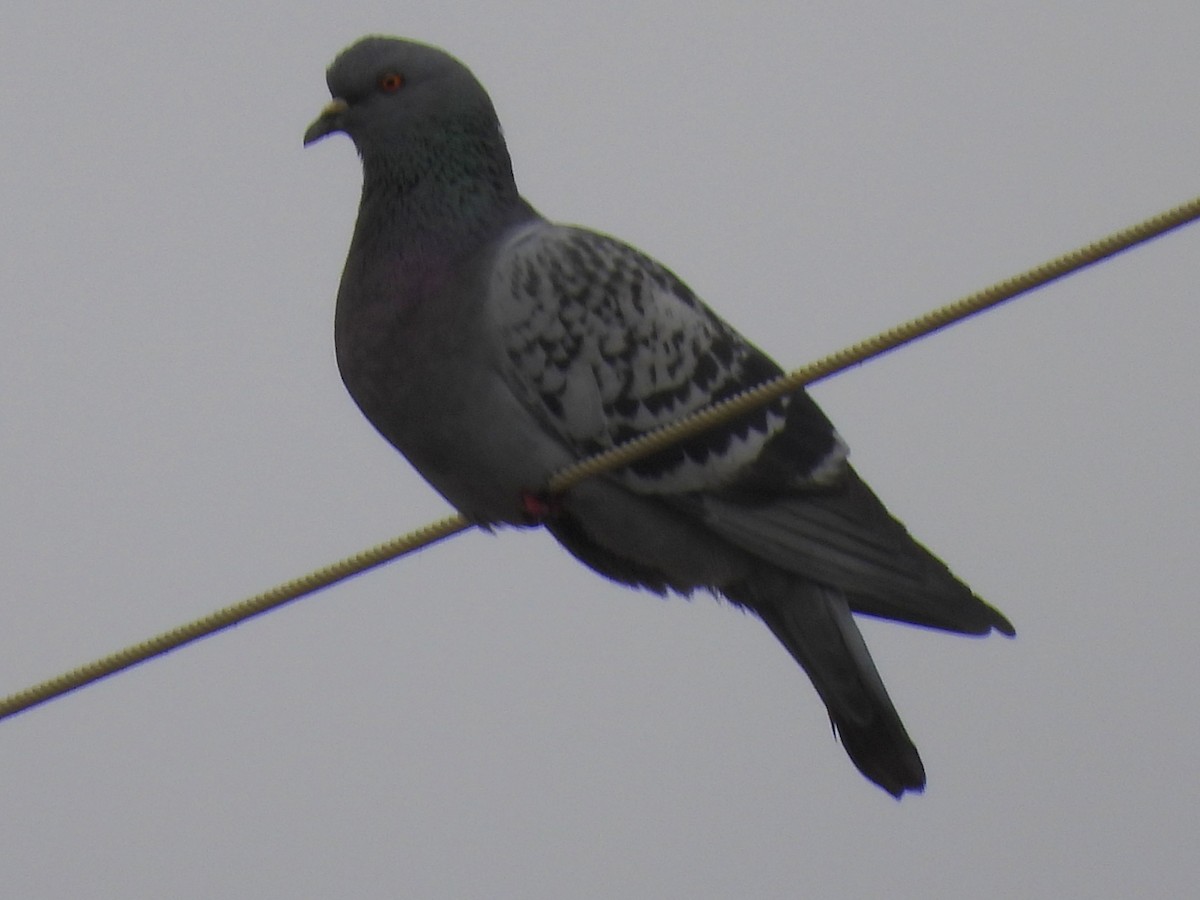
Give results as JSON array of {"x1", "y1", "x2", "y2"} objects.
[{"x1": 489, "y1": 222, "x2": 847, "y2": 495}]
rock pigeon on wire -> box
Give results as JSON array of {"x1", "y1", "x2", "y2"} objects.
[{"x1": 304, "y1": 36, "x2": 1014, "y2": 797}]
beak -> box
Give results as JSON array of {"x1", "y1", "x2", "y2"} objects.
[{"x1": 303, "y1": 98, "x2": 349, "y2": 146}]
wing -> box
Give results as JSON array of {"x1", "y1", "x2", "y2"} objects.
[
  {"x1": 488, "y1": 221, "x2": 847, "y2": 495},
  {"x1": 488, "y1": 222, "x2": 1013, "y2": 635}
]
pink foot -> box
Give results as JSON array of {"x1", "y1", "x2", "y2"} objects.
[{"x1": 519, "y1": 489, "x2": 561, "y2": 524}]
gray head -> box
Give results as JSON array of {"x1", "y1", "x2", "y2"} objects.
[
  {"x1": 304, "y1": 35, "x2": 526, "y2": 229},
  {"x1": 305, "y1": 37, "x2": 531, "y2": 253},
  {"x1": 304, "y1": 37, "x2": 501, "y2": 154}
]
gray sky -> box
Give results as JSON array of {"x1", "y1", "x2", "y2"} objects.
[{"x1": 3, "y1": 3, "x2": 1198, "y2": 897}]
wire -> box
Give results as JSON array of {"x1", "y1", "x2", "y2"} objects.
[
  {"x1": 0, "y1": 516, "x2": 471, "y2": 719},
  {"x1": 1, "y1": 195, "x2": 1197, "y2": 724},
  {"x1": 549, "y1": 196, "x2": 1200, "y2": 491}
]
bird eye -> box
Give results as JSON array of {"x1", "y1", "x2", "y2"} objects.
[{"x1": 377, "y1": 72, "x2": 405, "y2": 93}]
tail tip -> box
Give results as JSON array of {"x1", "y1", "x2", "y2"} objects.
[{"x1": 990, "y1": 608, "x2": 1016, "y2": 637}]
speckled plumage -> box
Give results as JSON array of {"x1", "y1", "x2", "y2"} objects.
[
  {"x1": 305, "y1": 36, "x2": 1013, "y2": 797},
  {"x1": 491, "y1": 222, "x2": 844, "y2": 492}
]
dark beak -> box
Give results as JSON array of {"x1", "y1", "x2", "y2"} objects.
[{"x1": 303, "y1": 98, "x2": 349, "y2": 146}]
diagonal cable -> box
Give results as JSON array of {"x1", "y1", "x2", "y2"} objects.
[
  {"x1": 1, "y1": 195, "x2": 1197, "y2": 723},
  {"x1": 549, "y1": 196, "x2": 1200, "y2": 490}
]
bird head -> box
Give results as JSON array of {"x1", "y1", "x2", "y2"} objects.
[{"x1": 303, "y1": 36, "x2": 498, "y2": 155}]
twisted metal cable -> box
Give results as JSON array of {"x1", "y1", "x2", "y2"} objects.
[
  {"x1": 2, "y1": 195, "x2": 1197, "y2": 723},
  {"x1": 549, "y1": 196, "x2": 1200, "y2": 491},
  {"x1": 0, "y1": 516, "x2": 471, "y2": 719}
]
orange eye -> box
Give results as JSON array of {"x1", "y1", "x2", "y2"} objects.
[{"x1": 378, "y1": 72, "x2": 405, "y2": 93}]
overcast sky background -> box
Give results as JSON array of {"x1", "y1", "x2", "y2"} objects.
[{"x1": 3, "y1": 3, "x2": 1198, "y2": 898}]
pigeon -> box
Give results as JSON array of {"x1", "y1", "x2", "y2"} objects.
[{"x1": 304, "y1": 35, "x2": 1014, "y2": 797}]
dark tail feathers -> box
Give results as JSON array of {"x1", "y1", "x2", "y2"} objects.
[{"x1": 728, "y1": 571, "x2": 925, "y2": 797}]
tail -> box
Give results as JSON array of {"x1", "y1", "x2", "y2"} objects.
[{"x1": 727, "y1": 570, "x2": 925, "y2": 797}]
